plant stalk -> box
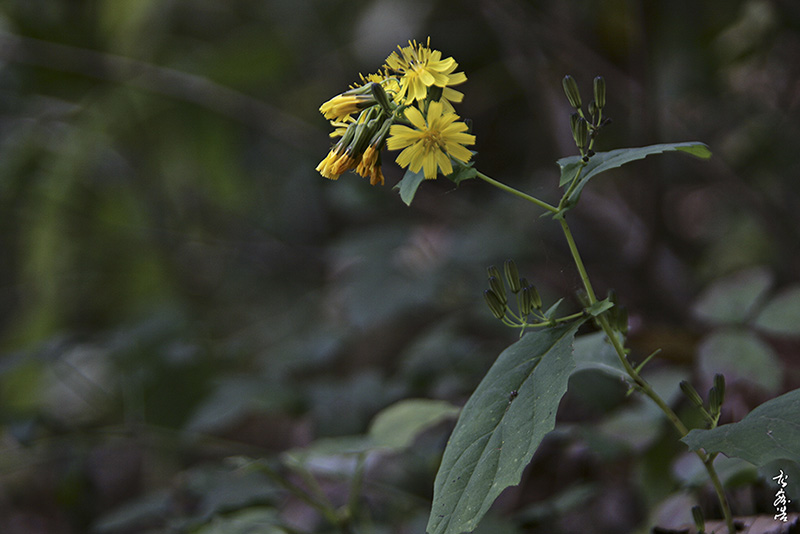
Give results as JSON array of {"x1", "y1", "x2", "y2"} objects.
[
  {"x1": 557, "y1": 216, "x2": 735, "y2": 534},
  {"x1": 479, "y1": 172, "x2": 736, "y2": 534},
  {"x1": 475, "y1": 172, "x2": 558, "y2": 213}
]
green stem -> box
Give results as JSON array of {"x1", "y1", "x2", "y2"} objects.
[
  {"x1": 476, "y1": 171, "x2": 558, "y2": 213},
  {"x1": 557, "y1": 216, "x2": 735, "y2": 534},
  {"x1": 705, "y1": 453, "x2": 737, "y2": 534}
]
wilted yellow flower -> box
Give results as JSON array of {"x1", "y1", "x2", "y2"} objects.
[
  {"x1": 355, "y1": 145, "x2": 384, "y2": 185},
  {"x1": 387, "y1": 101, "x2": 475, "y2": 179}
]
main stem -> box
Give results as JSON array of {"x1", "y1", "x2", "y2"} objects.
[{"x1": 558, "y1": 216, "x2": 735, "y2": 534}]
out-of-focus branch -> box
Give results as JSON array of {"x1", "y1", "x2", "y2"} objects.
[{"x1": 0, "y1": 31, "x2": 318, "y2": 149}]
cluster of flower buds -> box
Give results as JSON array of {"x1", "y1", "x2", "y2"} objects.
[
  {"x1": 562, "y1": 75, "x2": 611, "y2": 160},
  {"x1": 680, "y1": 373, "x2": 726, "y2": 426},
  {"x1": 483, "y1": 260, "x2": 555, "y2": 331},
  {"x1": 317, "y1": 39, "x2": 475, "y2": 185}
]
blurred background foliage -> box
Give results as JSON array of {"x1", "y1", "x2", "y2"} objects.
[{"x1": 0, "y1": 0, "x2": 799, "y2": 532}]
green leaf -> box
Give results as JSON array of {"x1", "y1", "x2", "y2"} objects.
[
  {"x1": 754, "y1": 285, "x2": 800, "y2": 337},
  {"x1": 697, "y1": 329, "x2": 781, "y2": 393},
  {"x1": 427, "y1": 321, "x2": 583, "y2": 534},
  {"x1": 369, "y1": 398, "x2": 460, "y2": 450},
  {"x1": 682, "y1": 388, "x2": 800, "y2": 466},
  {"x1": 693, "y1": 267, "x2": 773, "y2": 325},
  {"x1": 586, "y1": 298, "x2": 614, "y2": 317},
  {"x1": 395, "y1": 167, "x2": 427, "y2": 206},
  {"x1": 446, "y1": 164, "x2": 478, "y2": 184},
  {"x1": 195, "y1": 508, "x2": 283, "y2": 534},
  {"x1": 572, "y1": 332, "x2": 627, "y2": 380},
  {"x1": 445, "y1": 156, "x2": 478, "y2": 185},
  {"x1": 556, "y1": 142, "x2": 711, "y2": 206}
]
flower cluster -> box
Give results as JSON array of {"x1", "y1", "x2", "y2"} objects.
[{"x1": 317, "y1": 38, "x2": 475, "y2": 185}]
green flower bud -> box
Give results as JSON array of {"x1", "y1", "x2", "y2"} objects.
[
  {"x1": 504, "y1": 259, "x2": 521, "y2": 293},
  {"x1": 570, "y1": 114, "x2": 589, "y2": 149},
  {"x1": 680, "y1": 380, "x2": 705, "y2": 409},
  {"x1": 713, "y1": 373, "x2": 725, "y2": 407},
  {"x1": 562, "y1": 75, "x2": 582, "y2": 109},
  {"x1": 588, "y1": 100, "x2": 598, "y2": 120},
  {"x1": 528, "y1": 284, "x2": 542, "y2": 309},
  {"x1": 708, "y1": 387, "x2": 720, "y2": 416},
  {"x1": 487, "y1": 265, "x2": 502, "y2": 283},
  {"x1": 370, "y1": 82, "x2": 393, "y2": 114},
  {"x1": 691, "y1": 505, "x2": 705, "y2": 534},
  {"x1": 484, "y1": 289, "x2": 506, "y2": 319},
  {"x1": 427, "y1": 85, "x2": 444, "y2": 102},
  {"x1": 593, "y1": 76, "x2": 606, "y2": 110},
  {"x1": 488, "y1": 276, "x2": 507, "y2": 305},
  {"x1": 520, "y1": 286, "x2": 533, "y2": 316}
]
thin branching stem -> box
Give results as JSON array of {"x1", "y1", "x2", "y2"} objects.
[{"x1": 558, "y1": 215, "x2": 735, "y2": 534}]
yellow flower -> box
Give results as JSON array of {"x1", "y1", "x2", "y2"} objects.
[
  {"x1": 385, "y1": 38, "x2": 467, "y2": 104},
  {"x1": 387, "y1": 101, "x2": 475, "y2": 179},
  {"x1": 356, "y1": 145, "x2": 384, "y2": 185},
  {"x1": 319, "y1": 92, "x2": 375, "y2": 122}
]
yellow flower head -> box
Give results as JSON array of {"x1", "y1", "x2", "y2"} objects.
[
  {"x1": 387, "y1": 101, "x2": 475, "y2": 180},
  {"x1": 356, "y1": 145, "x2": 385, "y2": 185},
  {"x1": 385, "y1": 38, "x2": 467, "y2": 104},
  {"x1": 319, "y1": 92, "x2": 375, "y2": 122}
]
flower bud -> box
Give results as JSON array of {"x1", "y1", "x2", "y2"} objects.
[
  {"x1": 487, "y1": 265, "x2": 503, "y2": 286},
  {"x1": 713, "y1": 373, "x2": 725, "y2": 407},
  {"x1": 484, "y1": 289, "x2": 506, "y2": 319},
  {"x1": 570, "y1": 114, "x2": 588, "y2": 149},
  {"x1": 562, "y1": 75, "x2": 582, "y2": 109},
  {"x1": 709, "y1": 387, "x2": 722, "y2": 416},
  {"x1": 427, "y1": 85, "x2": 444, "y2": 102},
  {"x1": 520, "y1": 286, "x2": 534, "y2": 316},
  {"x1": 504, "y1": 260, "x2": 521, "y2": 293},
  {"x1": 593, "y1": 76, "x2": 606, "y2": 110},
  {"x1": 370, "y1": 82, "x2": 393, "y2": 114},
  {"x1": 680, "y1": 380, "x2": 705, "y2": 409},
  {"x1": 528, "y1": 284, "x2": 542, "y2": 309},
  {"x1": 588, "y1": 100, "x2": 598, "y2": 120},
  {"x1": 488, "y1": 276, "x2": 507, "y2": 305},
  {"x1": 691, "y1": 505, "x2": 705, "y2": 534}
]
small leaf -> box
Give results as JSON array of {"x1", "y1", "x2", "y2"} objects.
[
  {"x1": 543, "y1": 298, "x2": 564, "y2": 319},
  {"x1": 754, "y1": 285, "x2": 800, "y2": 337},
  {"x1": 445, "y1": 155, "x2": 478, "y2": 185},
  {"x1": 682, "y1": 388, "x2": 800, "y2": 466},
  {"x1": 558, "y1": 160, "x2": 584, "y2": 187},
  {"x1": 556, "y1": 142, "x2": 711, "y2": 206},
  {"x1": 586, "y1": 298, "x2": 613, "y2": 317},
  {"x1": 369, "y1": 398, "x2": 460, "y2": 450},
  {"x1": 395, "y1": 167, "x2": 427, "y2": 206},
  {"x1": 427, "y1": 321, "x2": 583, "y2": 534},
  {"x1": 693, "y1": 267, "x2": 773, "y2": 325}
]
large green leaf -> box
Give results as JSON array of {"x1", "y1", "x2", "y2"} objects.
[
  {"x1": 692, "y1": 267, "x2": 773, "y2": 325},
  {"x1": 369, "y1": 398, "x2": 460, "y2": 450},
  {"x1": 697, "y1": 329, "x2": 781, "y2": 393},
  {"x1": 754, "y1": 285, "x2": 800, "y2": 337},
  {"x1": 682, "y1": 388, "x2": 800, "y2": 466},
  {"x1": 556, "y1": 142, "x2": 711, "y2": 207},
  {"x1": 427, "y1": 322, "x2": 582, "y2": 534}
]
